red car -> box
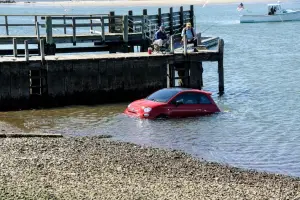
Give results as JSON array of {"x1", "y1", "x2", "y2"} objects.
[{"x1": 124, "y1": 88, "x2": 221, "y2": 119}]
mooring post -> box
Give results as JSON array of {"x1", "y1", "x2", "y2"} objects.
[
  {"x1": 40, "y1": 39, "x2": 45, "y2": 63},
  {"x1": 169, "y1": 7, "x2": 173, "y2": 35},
  {"x1": 13, "y1": 38, "x2": 17, "y2": 57},
  {"x1": 5, "y1": 15, "x2": 9, "y2": 35},
  {"x1": 45, "y1": 16, "x2": 56, "y2": 55},
  {"x1": 72, "y1": 17, "x2": 76, "y2": 46},
  {"x1": 24, "y1": 40, "x2": 29, "y2": 61},
  {"x1": 218, "y1": 39, "x2": 224, "y2": 95},
  {"x1": 158, "y1": 8, "x2": 162, "y2": 26},
  {"x1": 190, "y1": 5, "x2": 194, "y2": 27}
]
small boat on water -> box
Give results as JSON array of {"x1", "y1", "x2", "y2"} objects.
[{"x1": 240, "y1": 3, "x2": 300, "y2": 23}]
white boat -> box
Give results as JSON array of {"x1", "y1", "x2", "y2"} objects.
[{"x1": 240, "y1": 3, "x2": 300, "y2": 23}]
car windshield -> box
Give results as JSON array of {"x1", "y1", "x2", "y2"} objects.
[{"x1": 146, "y1": 89, "x2": 180, "y2": 102}]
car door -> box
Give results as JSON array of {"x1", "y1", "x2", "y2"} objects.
[
  {"x1": 168, "y1": 92, "x2": 199, "y2": 118},
  {"x1": 194, "y1": 93, "x2": 216, "y2": 115}
]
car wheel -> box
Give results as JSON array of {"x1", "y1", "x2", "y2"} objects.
[{"x1": 156, "y1": 114, "x2": 169, "y2": 119}]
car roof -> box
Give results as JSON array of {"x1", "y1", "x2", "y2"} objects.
[{"x1": 160, "y1": 87, "x2": 212, "y2": 95}]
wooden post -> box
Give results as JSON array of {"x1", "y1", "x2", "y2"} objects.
[
  {"x1": 218, "y1": 39, "x2": 224, "y2": 95},
  {"x1": 184, "y1": 61, "x2": 190, "y2": 87},
  {"x1": 36, "y1": 21, "x2": 40, "y2": 40},
  {"x1": 34, "y1": 16, "x2": 37, "y2": 36},
  {"x1": 142, "y1": 9, "x2": 148, "y2": 49},
  {"x1": 167, "y1": 63, "x2": 175, "y2": 87},
  {"x1": 101, "y1": 17, "x2": 105, "y2": 41},
  {"x1": 90, "y1": 15, "x2": 93, "y2": 32},
  {"x1": 169, "y1": 7, "x2": 173, "y2": 35},
  {"x1": 190, "y1": 61, "x2": 203, "y2": 89},
  {"x1": 143, "y1": 9, "x2": 147, "y2": 16},
  {"x1": 197, "y1": 32, "x2": 201, "y2": 46},
  {"x1": 128, "y1": 10, "x2": 133, "y2": 33},
  {"x1": 5, "y1": 16, "x2": 9, "y2": 35},
  {"x1": 141, "y1": 15, "x2": 145, "y2": 40},
  {"x1": 180, "y1": 6, "x2": 184, "y2": 28},
  {"x1": 109, "y1": 11, "x2": 115, "y2": 33},
  {"x1": 36, "y1": 21, "x2": 40, "y2": 55},
  {"x1": 63, "y1": 15, "x2": 66, "y2": 34},
  {"x1": 183, "y1": 35, "x2": 187, "y2": 56},
  {"x1": 45, "y1": 16, "x2": 53, "y2": 45},
  {"x1": 190, "y1": 5, "x2": 194, "y2": 27},
  {"x1": 170, "y1": 35, "x2": 174, "y2": 53},
  {"x1": 40, "y1": 39, "x2": 45, "y2": 62},
  {"x1": 13, "y1": 38, "x2": 17, "y2": 57},
  {"x1": 24, "y1": 40, "x2": 29, "y2": 61},
  {"x1": 123, "y1": 15, "x2": 128, "y2": 43},
  {"x1": 72, "y1": 17, "x2": 76, "y2": 46},
  {"x1": 200, "y1": 62, "x2": 203, "y2": 87},
  {"x1": 158, "y1": 8, "x2": 162, "y2": 26}
]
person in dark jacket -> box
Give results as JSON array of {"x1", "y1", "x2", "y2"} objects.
[{"x1": 153, "y1": 25, "x2": 169, "y2": 48}]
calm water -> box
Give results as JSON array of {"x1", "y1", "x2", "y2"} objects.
[{"x1": 1, "y1": 1, "x2": 300, "y2": 177}]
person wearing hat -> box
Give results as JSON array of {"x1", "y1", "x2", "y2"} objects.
[
  {"x1": 181, "y1": 22, "x2": 197, "y2": 47},
  {"x1": 153, "y1": 25, "x2": 169, "y2": 48}
]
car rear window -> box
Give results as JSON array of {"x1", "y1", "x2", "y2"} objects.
[{"x1": 146, "y1": 89, "x2": 180, "y2": 102}]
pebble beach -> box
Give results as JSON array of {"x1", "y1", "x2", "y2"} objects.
[{"x1": 1, "y1": 135, "x2": 300, "y2": 199}]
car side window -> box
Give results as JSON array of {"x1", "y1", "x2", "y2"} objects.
[
  {"x1": 196, "y1": 93, "x2": 212, "y2": 104},
  {"x1": 173, "y1": 92, "x2": 198, "y2": 104}
]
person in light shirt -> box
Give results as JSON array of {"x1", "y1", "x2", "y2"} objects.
[{"x1": 181, "y1": 22, "x2": 197, "y2": 47}]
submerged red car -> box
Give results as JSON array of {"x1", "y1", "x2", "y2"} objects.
[{"x1": 124, "y1": 88, "x2": 221, "y2": 119}]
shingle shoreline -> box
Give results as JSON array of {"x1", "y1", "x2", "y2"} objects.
[{"x1": 0, "y1": 136, "x2": 300, "y2": 200}]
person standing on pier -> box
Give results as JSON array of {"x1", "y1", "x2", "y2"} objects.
[{"x1": 181, "y1": 22, "x2": 197, "y2": 47}]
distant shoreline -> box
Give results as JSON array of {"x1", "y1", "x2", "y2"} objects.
[{"x1": 0, "y1": 0, "x2": 285, "y2": 7}]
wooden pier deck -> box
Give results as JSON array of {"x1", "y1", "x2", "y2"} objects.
[{"x1": 0, "y1": 5, "x2": 219, "y2": 55}]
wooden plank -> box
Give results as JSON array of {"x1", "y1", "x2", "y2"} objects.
[{"x1": 0, "y1": 24, "x2": 36, "y2": 27}]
